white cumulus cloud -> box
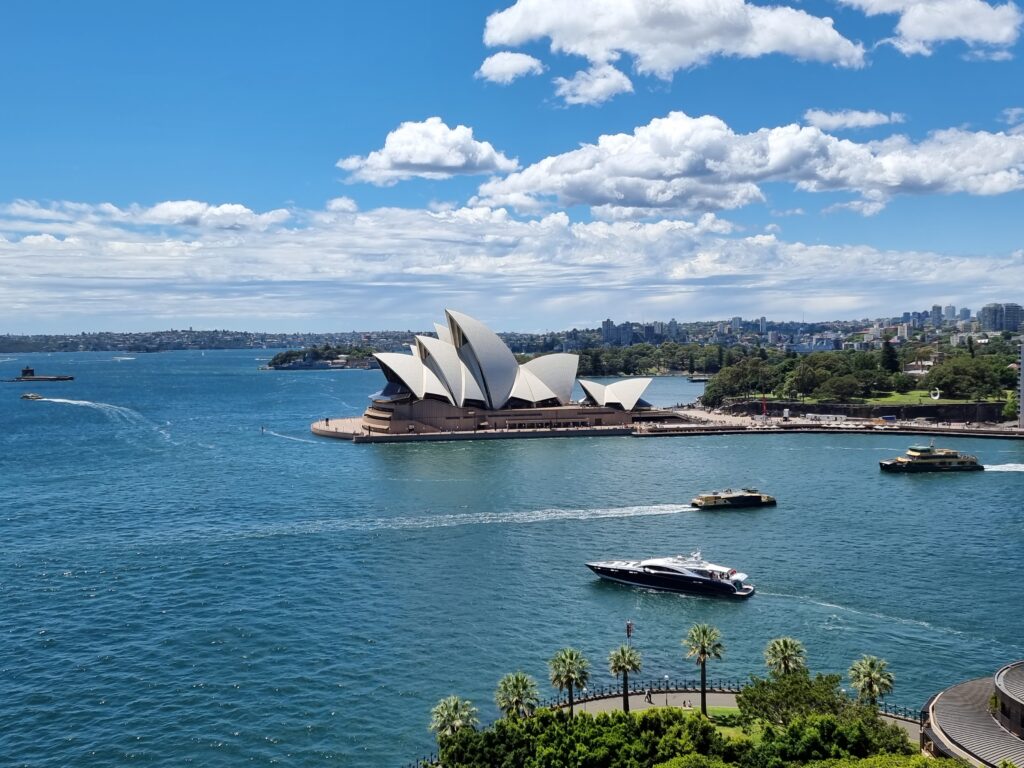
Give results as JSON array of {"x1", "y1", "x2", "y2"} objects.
[
  {"x1": 475, "y1": 51, "x2": 545, "y2": 84},
  {"x1": 839, "y1": 0, "x2": 1023, "y2": 55},
  {"x1": 338, "y1": 117, "x2": 519, "y2": 185},
  {"x1": 473, "y1": 111, "x2": 1024, "y2": 218},
  {"x1": 804, "y1": 109, "x2": 906, "y2": 130},
  {"x1": 553, "y1": 64, "x2": 633, "y2": 105},
  {"x1": 482, "y1": 0, "x2": 865, "y2": 105},
  {"x1": 326, "y1": 196, "x2": 359, "y2": 213},
  {"x1": 138, "y1": 201, "x2": 291, "y2": 230}
]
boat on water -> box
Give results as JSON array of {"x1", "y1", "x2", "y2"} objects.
[
  {"x1": 691, "y1": 488, "x2": 776, "y2": 508},
  {"x1": 20, "y1": 392, "x2": 44, "y2": 400},
  {"x1": 880, "y1": 442, "x2": 983, "y2": 473},
  {"x1": 586, "y1": 551, "x2": 755, "y2": 598},
  {"x1": 9, "y1": 366, "x2": 73, "y2": 382}
]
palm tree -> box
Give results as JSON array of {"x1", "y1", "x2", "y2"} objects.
[
  {"x1": 684, "y1": 623, "x2": 724, "y2": 716},
  {"x1": 608, "y1": 644, "x2": 643, "y2": 713},
  {"x1": 764, "y1": 637, "x2": 807, "y2": 676},
  {"x1": 429, "y1": 695, "x2": 479, "y2": 742},
  {"x1": 849, "y1": 655, "x2": 894, "y2": 706},
  {"x1": 495, "y1": 671, "x2": 540, "y2": 718},
  {"x1": 548, "y1": 647, "x2": 590, "y2": 717}
]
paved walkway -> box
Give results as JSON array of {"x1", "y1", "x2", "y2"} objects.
[{"x1": 567, "y1": 690, "x2": 920, "y2": 742}]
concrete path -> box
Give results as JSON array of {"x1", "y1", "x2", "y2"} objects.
[{"x1": 567, "y1": 690, "x2": 920, "y2": 742}]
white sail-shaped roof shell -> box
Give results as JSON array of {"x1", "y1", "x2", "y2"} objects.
[
  {"x1": 415, "y1": 335, "x2": 485, "y2": 407},
  {"x1": 374, "y1": 352, "x2": 453, "y2": 404},
  {"x1": 509, "y1": 367, "x2": 559, "y2": 405},
  {"x1": 433, "y1": 322, "x2": 453, "y2": 345},
  {"x1": 578, "y1": 379, "x2": 606, "y2": 406},
  {"x1": 605, "y1": 378, "x2": 652, "y2": 411},
  {"x1": 579, "y1": 378, "x2": 652, "y2": 411},
  {"x1": 446, "y1": 309, "x2": 519, "y2": 410},
  {"x1": 522, "y1": 354, "x2": 578, "y2": 405}
]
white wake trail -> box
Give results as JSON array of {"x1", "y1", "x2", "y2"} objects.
[
  {"x1": 264, "y1": 503, "x2": 695, "y2": 537},
  {"x1": 986, "y1": 464, "x2": 1024, "y2": 472},
  {"x1": 264, "y1": 429, "x2": 320, "y2": 445},
  {"x1": 39, "y1": 398, "x2": 149, "y2": 425}
]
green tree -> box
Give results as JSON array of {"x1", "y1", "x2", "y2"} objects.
[
  {"x1": 765, "y1": 637, "x2": 807, "y2": 676},
  {"x1": 924, "y1": 356, "x2": 1002, "y2": 399},
  {"x1": 608, "y1": 644, "x2": 643, "y2": 713},
  {"x1": 738, "y1": 670, "x2": 850, "y2": 726},
  {"x1": 684, "y1": 623, "x2": 724, "y2": 717},
  {"x1": 814, "y1": 374, "x2": 862, "y2": 402},
  {"x1": 849, "y1": 656, "x2": 894, "y2": 706},
  {"x1": 495, "y1": 671, "x2": 540, "y2": 719},
  {"x1": 549, "y1": 647, "x2": 590, "y2": 717},
  {"x1": 876, "y1": 342, "x2": 901, "y2": 376},
  {"x1": 1004, "y1": 390, "x2": 1019, "y2": 421},
  {"x1": 429, "y1": 695, "x2": 479, "y2": 743}
]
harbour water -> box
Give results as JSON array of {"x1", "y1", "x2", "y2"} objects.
[{"x1": 2, "y1": 350, "x2": 1023, "y2": 766}]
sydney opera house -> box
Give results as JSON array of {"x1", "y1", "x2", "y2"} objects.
[{"x1": 355, "y1": 309, "x2": 662, "y2": 439}]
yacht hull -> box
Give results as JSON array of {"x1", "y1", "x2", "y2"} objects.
[{"x1": 586, "y1": 564, "x2": 754, "y2": 598}]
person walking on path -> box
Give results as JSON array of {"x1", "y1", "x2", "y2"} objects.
[{"x1": 644, "y1": 688, "x2": 653, "y2": 704}]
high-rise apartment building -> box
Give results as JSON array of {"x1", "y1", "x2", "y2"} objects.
[
  {"x1": 944, "y1": 305, "x2": 956, "y2": 322},
  {"x1": 980, "y1": 303, "x2": 1004, "y2": 331},
  {"x1": 931, "y1": 304, "x2": 943, "y2": 326},
  {"x1": 1004, "y1": 303, "x2": 1024, "y2": 332}
]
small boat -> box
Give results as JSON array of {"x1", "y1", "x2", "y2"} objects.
[
  {"x1": 691, "y1": 488, "x2": 776, "y2": 508},
  {"x1": 11, "y1": 366, "x2": 73, "y2": 382},
  {"x1": 20, "y1": 392, "x2": 44, "y2": 400},
  {"x1": 586, "y1": 551, "x2": 755, "y2": 598},
  {"x1": 880, "y1": 442, "x2": 983, "y2": 473}
]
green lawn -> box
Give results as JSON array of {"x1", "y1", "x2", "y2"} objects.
[
  {"x1": 864, "y1": 390, "x2": 974, "y2": 405},
  {"x1": 706, "y1": 706, "x2": 762, "y2": 743}
]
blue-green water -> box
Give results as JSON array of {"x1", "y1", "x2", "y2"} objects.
[{"x1": 2, "y1": 350, "x2": 1023, "y2": 766}]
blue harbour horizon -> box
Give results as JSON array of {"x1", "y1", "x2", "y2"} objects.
[{"x1": 3, "y1": 349, "x2": 1023, "y2": 766}]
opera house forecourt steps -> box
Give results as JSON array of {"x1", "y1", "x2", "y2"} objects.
[{"x1": 922, "y1": 660, "x2": 1024, "y2": 767}]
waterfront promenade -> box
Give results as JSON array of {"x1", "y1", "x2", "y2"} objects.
[
  {"x1": 311, "y1": 411, "x2": 1024, "y2": 443},
  {"x1": 561, "y1": 688, "x2": 920, "y2": 742}
]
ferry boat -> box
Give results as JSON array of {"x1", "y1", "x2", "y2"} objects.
[
  {"x1": 586, "y1": 551, "x2": 755, "y2": 598},
  {"x1": 691, "y1": 488, "x2": 776, "y2": 508},
  {"x1": 879, "y1": 442, "x2": 983, "y2": 473}
]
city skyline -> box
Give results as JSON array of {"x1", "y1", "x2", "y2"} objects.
[{"x1": 2, "y1": 1, "x2": 1023, "y2": 333}]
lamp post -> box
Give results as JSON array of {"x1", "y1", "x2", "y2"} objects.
[
  {"x1": 582, "y1": 687, "x2": 588, "y2": 713},
  {"x1": 664, "y1": 675, "x2": 669, "y2": 706}
]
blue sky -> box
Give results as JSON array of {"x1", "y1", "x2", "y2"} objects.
[{"x1": 1, "y1": 0, "x2": 1023, "y2": 332}]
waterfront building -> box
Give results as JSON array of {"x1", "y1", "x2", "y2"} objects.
[
  {"x1": 922, "y1": 660, "x2": 1024, "y2": 766},
  {"x1": 356, "y1": 309, "x2": 657, "y2": 437}
]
